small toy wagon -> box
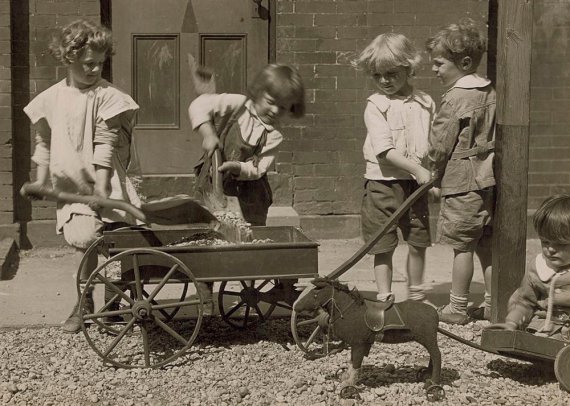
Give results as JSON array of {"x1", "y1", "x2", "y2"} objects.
[{"x1": 481, "y1": 328, "x2": 570, "y2": 391}]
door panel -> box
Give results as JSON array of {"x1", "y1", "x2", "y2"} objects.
[{"x1": 112, "y1": 0, "x2": 269, "y2": 176}]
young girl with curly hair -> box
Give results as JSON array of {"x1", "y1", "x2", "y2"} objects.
[{"x1": 24, "y1": 19, "x2": 140, "y2": 333}]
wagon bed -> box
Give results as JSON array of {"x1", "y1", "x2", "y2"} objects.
[{"x1": 103, "y1": 225, "x2": 318, "y2": 282}]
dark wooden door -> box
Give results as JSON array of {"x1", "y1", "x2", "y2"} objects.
[{"x1": 111, "y1": 0, "x2": 270, "y2": 176}]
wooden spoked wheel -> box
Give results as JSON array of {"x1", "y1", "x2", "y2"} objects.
[
  {"x1": 218, "y1": 279, "x2": 293, "y2": 329},
  {"x1": 555, "y1": 345, "x2": 570, "y2": 392},
  {"x1": 290, "y1": 310, "x2": 344, "y2": 357},
  {"x1": 78, "y1": 248, "x2": 204, "y2": 369}
]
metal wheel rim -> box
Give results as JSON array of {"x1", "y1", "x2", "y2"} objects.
[
  {"x1": 290, "y1": 310, "x2": 330, "y2": 354},
  {"x1": 80, "y1": 248, "x2": 204, "y2": 368},
  {"x1": 555, "y1": 345, "x2": 570, "y2": 392}
]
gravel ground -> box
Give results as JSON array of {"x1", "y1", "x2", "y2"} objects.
[{"x1": 1, "y1": 317, "x2": 569, "y2": 406}]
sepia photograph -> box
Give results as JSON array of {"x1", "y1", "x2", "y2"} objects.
[{"x1": 0, "y1": 0, "x2": 569, "y2": 404}]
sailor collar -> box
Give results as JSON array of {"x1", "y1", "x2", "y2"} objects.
[
  {"x1": 536, "y1": 254, "x2": 569, "y2": 282},
  {"x1": 245, "y1": 99, "x2": 275, "y2": 131}
]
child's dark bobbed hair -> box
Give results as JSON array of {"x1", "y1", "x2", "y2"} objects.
[
  {"x1": 533, "y1": 194, "x2": 570, "y2": 244},
  {"x1": 49, "y1": 19, "x2": 114, "y2": 64},
  {"x1": 425, "y1": 18, "x2": 486, "y2": 69},
  {"x1": 248, "y1": 64, "x2": 306, "y2": 118}
]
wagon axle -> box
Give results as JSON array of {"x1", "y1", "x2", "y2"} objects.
[{"x1": 131, "y1": 301, "x2": 152, "y2": 320}]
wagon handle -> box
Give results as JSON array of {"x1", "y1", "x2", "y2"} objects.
[
  {"x1": 20, "y1": 182, "x2": 148, "y2": 223},
  {"x1": 327, "y1": 178, "x2": 435, "y2": 281}
]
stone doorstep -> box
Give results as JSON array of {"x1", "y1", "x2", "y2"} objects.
[
  {"x1": 0, "y1": 238, "x2": 18, "y2": 281},
  {"x1": 266, "y1": 206, "x2": 300, "y2": 227}
]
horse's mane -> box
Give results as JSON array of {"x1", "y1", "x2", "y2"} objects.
[{"x1": 313, "y1": 277, "x2": 365, "y2": 305}]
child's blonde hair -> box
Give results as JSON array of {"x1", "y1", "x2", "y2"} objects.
[
  {"x1": 534, "y1": 194, "x2": 570, "y2": 244},
  {"x1": 425, "y1": 18, "x2": 486, "y2": 69},
  {"x1": 248, "y1": 64, "x2": 306, "y2": 118},
  {"x1": 352, "y1": 33, "x2": 421, "y2": 76},
  {"x1": 49, "y1": 19, "x2": 114, "y2": 65}
]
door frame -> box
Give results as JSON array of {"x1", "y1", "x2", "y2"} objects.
[{"x1": 100, "y1": 0, "x2": 276, "y2": 77}]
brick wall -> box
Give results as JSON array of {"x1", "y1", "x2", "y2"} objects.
[
  {"x1": 528, "y1": 0, "x2": 570, "y2": 210},
  {"x1": 7, "y1": 0, "x2": 570, "y2": 239},
  {"x1": 0, "y1": 0, "x2": 12, "y2": 227},
  {"x1": 275, "y1": 0, "x2": 489, "y2": 224},
  {"x1": 13, "y1": 0, "x2": 100, "y2": 225}
]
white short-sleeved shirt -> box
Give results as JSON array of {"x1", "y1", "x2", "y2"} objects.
[
  {"x1": 24, "y1": 79, "x2": 140, "y2": 231},
  {"x1": 189, "y1": 93, "x2": 283, "y2": 180},
  {"x1": 363, "y1": 90, "x2": 435, "y2": 180}
]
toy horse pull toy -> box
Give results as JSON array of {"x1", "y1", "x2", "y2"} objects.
[{"x1": 293, "y1": 277, "x2": 446, "y2": 402}]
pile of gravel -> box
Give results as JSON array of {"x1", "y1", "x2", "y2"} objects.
[{"x1": 0, "y1": 318, "x2": 568, "y2": 405}]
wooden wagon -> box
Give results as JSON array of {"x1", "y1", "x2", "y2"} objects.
[{"x1": 75, "y1": 225, "x2": 319, "y2": 369}]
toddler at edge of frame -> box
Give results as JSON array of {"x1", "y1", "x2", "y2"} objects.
[
  {"x1": 487, "y1": 194, "x2": 570, "y2": 342},
  {"x1": 425, "y1": 18, "x2": 496, "y2": 325},
  {"x1": 352, "y1": 32, "x2": 435, "y2": 305},
  {"x1": 23, "y1": 19, "x2": 141, "y2": 334},
  {"x1": 188, "y1": 63, "x2": 306, "y2": 303}
]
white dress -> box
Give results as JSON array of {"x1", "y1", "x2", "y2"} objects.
[{"x1": 24, "y1": 78, "x2": 141, "y2": 232}]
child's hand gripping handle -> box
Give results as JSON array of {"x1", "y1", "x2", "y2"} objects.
[{"x1": 20, "y1": 182, "x2": 148, "y2": 223}]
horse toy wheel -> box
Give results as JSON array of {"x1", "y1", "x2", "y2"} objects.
[{"x1": 425, "y1": 384, "x2": 445, "y2": 402}]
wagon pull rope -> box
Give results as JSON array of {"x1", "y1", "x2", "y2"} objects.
[
  {"x1": 538, "y1": 271, "x2": 566, "y2": 334},
  {"x1": 322, "y1": 288, "x2": 357, "y2": 325}
]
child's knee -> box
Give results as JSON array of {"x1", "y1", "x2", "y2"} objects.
[{"x1": 63, "y1": 214, "x2": 104, "y2": 249}]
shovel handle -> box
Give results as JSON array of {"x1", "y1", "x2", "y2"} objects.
[
  {"x1": 211, "y1": 149, "x2": 224, "y2": 195},
  {"x1": 20, "y1": 182, "x2": 148, "y2": 223},
  {"x1": 211, "y1": 149, "x2": 228, "y2": 206}
]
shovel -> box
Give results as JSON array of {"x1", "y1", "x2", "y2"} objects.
[
  {"x1": 20, "y1": 182, "x2": 218, "y2": 226},
  {"x1": 198, "y1": 149, "x2": 244, "y2": 219},
  {"x1": 187, "y1": 55, "x2": 244, "y2": 219}
]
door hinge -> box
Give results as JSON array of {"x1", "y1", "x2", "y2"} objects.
[{"x1": 252, "y1": 0, "x2": 262, "y2": 19}]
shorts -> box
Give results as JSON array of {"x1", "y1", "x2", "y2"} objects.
[
  {"x1": 63, "y1": 214, "x2": 132, "y2": 250},
  {"x1": 437, "y1": 188, "x2": 494, "y2": 252},
  {"x1": 361, "y1": 179, "x2": 431, "y2": 255}
]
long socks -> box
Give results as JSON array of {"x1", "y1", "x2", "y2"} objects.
[
  {"x1": 449, "y1": 292, "x2": 469, "y2": 314},
  {"x1": 408, "y1": 285, "x2": 426, "y2": 301}
]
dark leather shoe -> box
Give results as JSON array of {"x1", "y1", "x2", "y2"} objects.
[
  {"x1": 437, "y1": 305, "x2": 471, "y2": 325},
  {"x1": 62, "y1": 295, "x2": 94, "y2": 334},
  {"x1": 467, "y1": 306, "x2": 490, "y2": 321}
]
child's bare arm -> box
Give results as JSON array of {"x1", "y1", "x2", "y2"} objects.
[
  {"x1": 31, "y1": 118, "x2": 51, "y2": 185},
  {"x1": 94, "y1": 166, "x2": 112, "y2": 198},
  {"x1": 188, "y1": 93, "x2": 246, "y2": 157},
  {"x1": 379, "y1": 149, "x2": 432, "y2": 184},
  {"x1": 195, "y1": 122, "x2": 219, "y2": 157}
]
